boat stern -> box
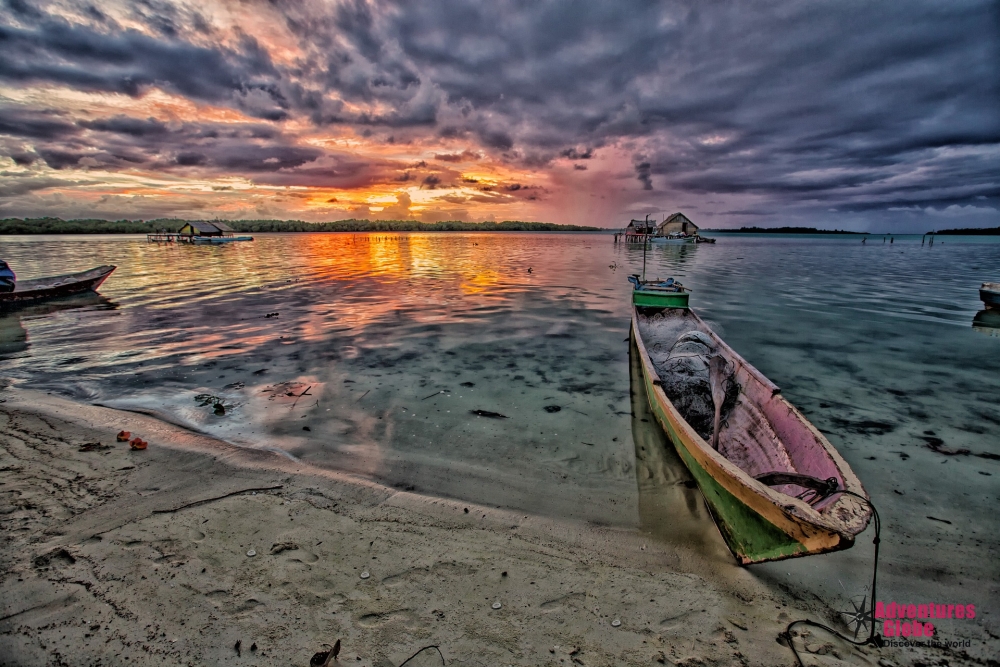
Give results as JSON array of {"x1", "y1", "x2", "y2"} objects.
[
  {"x1": 632, "y1": 290, "x2": 690, "y2": 308},
  {"x1": 628, "y1": 275, "x2": 690, "y2": 308}
]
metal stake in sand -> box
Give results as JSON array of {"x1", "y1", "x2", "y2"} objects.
[{"x1": 709, "y1": 355, "x2": 728, "y2": 451}]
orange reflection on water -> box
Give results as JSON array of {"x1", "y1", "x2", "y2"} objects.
[
  {"x1": 284, "y1": 233, "x2": 521, "y2": 338},
  {"x1": 460, "y1": 268, "x2": 501, "y2": 295},
  {"x1": 295, "y1": 232, "x2": 520, "y2": 286}
]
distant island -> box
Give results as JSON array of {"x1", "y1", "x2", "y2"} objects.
[
  {"x1": 709, "y1": 226, "x2": 863, "y2": 234},
  {"x1": 930, "y1": 226, "x2": 1000, "y2": 236},
  {"x1": 708, "y1": 225, "x2": 1000, "y2": 235},
  {"x1": 0, "y1": 217, "x2": 600, "y2": 234}
]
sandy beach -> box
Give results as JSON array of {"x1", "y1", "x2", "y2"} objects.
[{"x1": 0, "y1": 385, "x2": 992, "y2": 667}]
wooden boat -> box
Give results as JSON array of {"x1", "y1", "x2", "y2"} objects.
[
  {"x1": 650, "y1": 234, "x2": 697, "y2": 245},
  {"x1": 980, "y1": 282, "x2": 1000, "y2": 310},
  {"x1": 0, "y1": 265, "x2": 115, "y2": 307},
  {"x1": 628, "y1": 275, "x2": 690, "y2": 309},
  {"x1": 192, "y1": 235, "x2": 254, "y2": 245},
  {"x1": 630, "y1": 285, "x2": 871, "y2": 564},
  {"x1": 648, "y1": 233, "x2": 715, "y2": 245}
]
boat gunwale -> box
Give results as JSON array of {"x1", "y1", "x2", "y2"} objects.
[{"x1": 631, "y1": 306, "x2": 870, "y2": 541}]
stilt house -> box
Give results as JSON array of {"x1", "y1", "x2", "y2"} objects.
[
  {"x1": 178, "y1": 221, "x2": 235, "y2": 238},
  {"x1": 657, "y1": 213, "x2": 698, "y2": 236}
]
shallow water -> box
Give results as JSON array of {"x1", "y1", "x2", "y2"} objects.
[{"x1": 2, "y1": 232, "x2": 999, "y2": 626}]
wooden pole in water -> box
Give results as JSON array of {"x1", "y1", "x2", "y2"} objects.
[{"x1": 642, "y1": 234, "x2": 647, "y2": 282}]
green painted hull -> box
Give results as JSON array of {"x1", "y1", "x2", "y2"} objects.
[
  {"x1": 631, "y1": 290, "x2": 689, "y2": 308},
  {"x1": 629, "y1": 310, "x2": 870, "y2": 564},
  {"x1": 635, "y1": 353, "x2": 808, "y2": 562}
]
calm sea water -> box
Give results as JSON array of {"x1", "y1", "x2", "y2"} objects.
[{"x1": 2, "y1": 232, "x2": 999, "y2": 614}]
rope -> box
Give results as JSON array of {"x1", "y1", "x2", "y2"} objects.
[
  {"x1": 781, "y1": 490, "x2": 882, "y2": 666},
  {"x1": 397, "y1": 645, "x2": 445, "y2": 666}
]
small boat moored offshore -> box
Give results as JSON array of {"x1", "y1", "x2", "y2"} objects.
[
  {"x1": 192, "y1": 235, "x2": 254, "y2": 244},
  {"x1": 650, "y1": 233, "x2": 697, "y2": 244},
  {"x1": 628, "y1": 275, "x2": 690, "y2": 308},
  {"x1": 980, "y1": 282, "x2": 1000, "y2": 310},
  {"x1": 630, "y1": 280, "x2": 871, "y2": 564},
  {"x1": 0, "y1": 265, "x2": 116, "y2": 308}
]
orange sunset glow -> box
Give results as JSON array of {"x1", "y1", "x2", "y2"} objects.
[{"x1": 1, "y1": 1, "x2": 996, "y2": 230}]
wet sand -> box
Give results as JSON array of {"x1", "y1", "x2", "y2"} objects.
[{"x1": 2, "y1": 387, "x2": 993, "y2": 667}]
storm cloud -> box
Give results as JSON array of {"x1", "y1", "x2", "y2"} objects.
[{"x1": 0, "y1": 0, "x2": 997, "y2": 227}]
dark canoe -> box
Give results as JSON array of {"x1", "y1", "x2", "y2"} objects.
[
  {"x1": 632, "y1": 303, "x2": 871, "y2": 564},
  {"x1": 0, "y1": 265, "x2": 116, "y2": 307},
  {"x1": 981, "y1": 282, "x2": 1000, "y2": 310}
]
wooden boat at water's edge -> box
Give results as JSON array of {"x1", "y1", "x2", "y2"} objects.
[
  {"x1": 1, "y1": 265, "x2": 115, "y2": 306},
  {"x1": 631, "y1": 305, "x2": 871, "y2": 564}
]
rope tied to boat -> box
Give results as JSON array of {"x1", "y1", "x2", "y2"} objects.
[
  {"x1": 780, "y1": 490, "x2": 883, "y2": 665},
  {"x1": 753, "y1": 471, "x2": 840, "y2": 506}
]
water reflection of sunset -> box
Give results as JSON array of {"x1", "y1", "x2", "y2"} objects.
[
  {"x1": 3, "y1": 232, "x2": 641, "y2": 391},
  {"x1": 460, "y1": 268, "x2": 502, "y2": 295},
  {"x1": 296, "y1": 232, "x2": 522, "y2": 290}
]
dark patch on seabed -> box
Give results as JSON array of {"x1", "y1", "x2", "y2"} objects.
[{"x1": 828, "y1": 416, "x2": 896, "y2": 435}]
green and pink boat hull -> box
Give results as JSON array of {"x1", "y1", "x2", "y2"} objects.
[{"x1": 630, "y1": 288, "x2": 871, "y2": 564}]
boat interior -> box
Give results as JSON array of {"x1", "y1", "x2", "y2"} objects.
[{"x1": 635, "y1": 307, "x2": 847, "y2": 511}]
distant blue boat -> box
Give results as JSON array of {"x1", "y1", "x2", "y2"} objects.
[
  {"x1": 981, "y1": 282, "x2": 1000, "y2": 310},
  {"x1": 192, "y1": 236, "x2": 254, "y2": 245}
]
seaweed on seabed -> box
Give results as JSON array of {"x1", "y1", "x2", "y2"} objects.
[
  {"x1": 195, "y1": 393, "x2": 230, "y2": 415},
  {"x1": 656, "y1": 331, "x2": 740, "y2": 441}
]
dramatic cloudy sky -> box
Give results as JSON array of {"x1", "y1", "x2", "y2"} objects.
[{"x1": 1, "y1": 0, "x2": 997, "y2": 229}]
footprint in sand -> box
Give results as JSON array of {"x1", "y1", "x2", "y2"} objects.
[
  {"x1": 381, "y1": 561, "x2": 476, "y2": 587},
  {"x1": 288, "y1": 551, "x2": 319, "y2": 564},
  {"x1": 356, "y1": 609, "x2": 419, "y2": 628},
  {"x1": 189, "y1": 528, "x2": 206, "y2": 542},
  {"x1": 203, "y1": 590, "x2": 231, "y2": 610},
  {"x1": 233, "y1": 598, "x2": 264, "y2": 615},
  {"x1": 539, "y1": 592, "x2": 587, "y2": 612},
  {"x1": 269, "y1": 541, "x2": 319, "y2": 564}
]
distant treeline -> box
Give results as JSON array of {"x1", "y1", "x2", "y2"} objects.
[
  {"x1": 0, "y1": 217, "x2": 599, "y2": 234},
  {"x1": 722, "y1": 226, "x2": 863, "y2": 234},
  {"x1": 709, "y1": 225, "x2": 1000, "y2": 235},
  {"x1": 931, "y1": 226, "x2": 1000, "y2": 236}
]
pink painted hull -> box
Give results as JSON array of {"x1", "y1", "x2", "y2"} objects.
[{"x1": 633, "y1": 306, "x2": 872, "y2": 563}]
